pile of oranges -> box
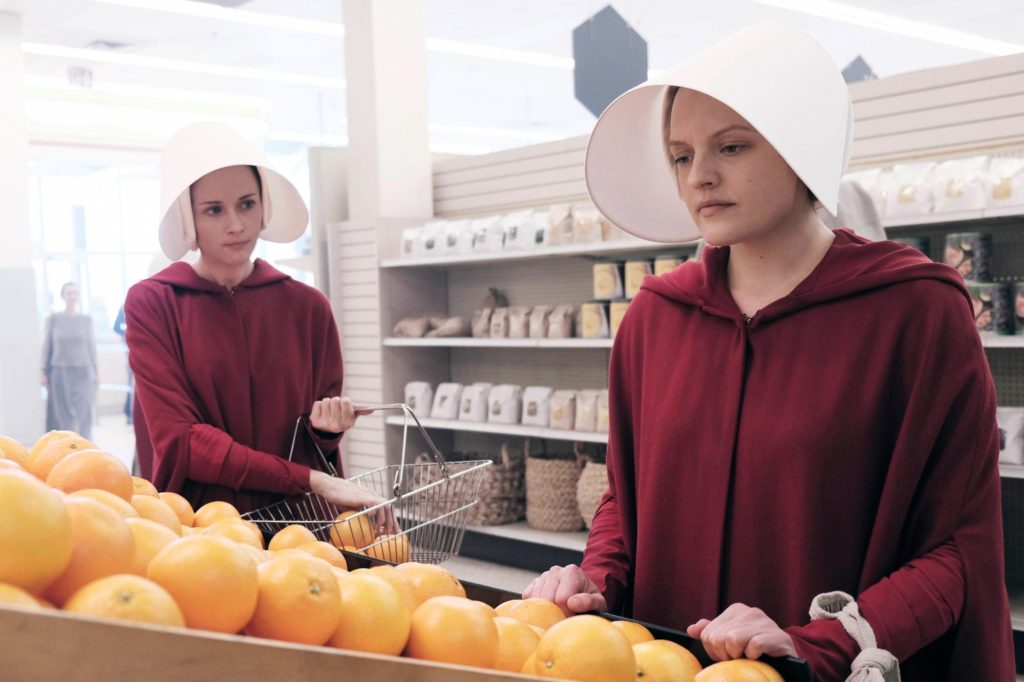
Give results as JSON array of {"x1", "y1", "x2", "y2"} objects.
[{"x1": 0, "y1": 430, "x2": 784, "y2": 682}]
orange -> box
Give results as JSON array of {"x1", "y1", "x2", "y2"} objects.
[
  {"x1": 192, "y1": 500, "x2": 241, "y2": 528},
  {"x1": 0, "y1": 471, "x2": 73, "y2": 594},
  {"x1": 0, "y1": 458, "x2": 25, "y2": 472},
  {"x1": 267, "y1": 523, "x2": 317, "y2": 551},
  {"x1": 64, "y1": 574, "x2": 186, "y2": 628},
  {"x1": 651, "y1": 641, "x2": 703, "y2": 677},
  {"x1": 695, "y1": 660, "x2": 784, "y2": 682},
  {"x1": 612, "y1": 620, "x2": 655, "y2": 646},
  {"x1": 69, "y1": 489, "x2": 140, "y2": 519},
  {"x1": 202, "y1": 519, "x2": 263, "y2": 548},
  {"x1": 633, "y1": 640, "x2": 701, "y2": 681},
  {"x1": 0, "y1": 436, "x2": 29, "y2": 467},
  {"x1": 44, "y1": 497, "x2": 135, "y2": 606},
  {"x1": 364, "y1": 533, "x2": 411, "y2": 563},
  {"x1": 494, "y1": 615, "x2": 542, "y2": 672},
  {"x1": 366, "y1": 564, "x2": 420, "y2": 613},
  {"x1": 0, "y1": 582, "x2": 43, "y2": 609},
  {"x1": 27, "y1": 430, "x2": 79, "y2": 461},
  {"x1": 147, "y1": 535, "x2": 258, "y2": 633},
  {"x1": 405, "y1": 595, "x2": 499, "y2": 668},
  {"x1": 131, "y1": 495, "x2": 182, "y2": 535},
  {"x1": 495, "y1": 598, "x2": 523, "y2": 616},
  {"x1": 246, "y1": 552, "x2": 341, "y2": 645},
  {"x1": 328, "y1": 572, "x2": 410, "y2": 655},
  {"x1": 293, "y1": 541, "x2": 348, "y2": 570},
  {"x1": 328, "y1": 510, "x2": 376, "y2": 549},
  {"x1": 241, "y1": 544, "x2": 271, "y2": 566},
  {"x1": 46, "y1": 449, "x2": 133, "y2": 501},
  {"x1": 132, "y1": 476, "x2": 159, "y2": 497},
  {"x1": 394, "y1": 562, "x2": 466, "y2": 603},
  {"x1": 25, "y1": 437, "x2": 96, "y2": 481},
  {"x1": 501, "y1": 597, "x2": 567, "y2": 631},
  {"x1": 125, "y1": 518, "x2": 179, "y2": 576},
  {"x1": 158, "y1": 492, "x2": 195, "y2": 527},
  {"x1": 523, "y1": 651, "x2": 538, "y2": 674},
  {"x1": 533, "y1": 614, "x2": 636, "y2": 681}
]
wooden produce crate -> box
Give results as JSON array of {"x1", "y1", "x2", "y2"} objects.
[{"x1": 0, "y1": 604, "x2": 542, "y2": 682}]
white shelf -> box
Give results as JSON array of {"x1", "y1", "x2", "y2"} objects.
[
  {"x1": 883, "y1": 207, "x2": 1024, "y2": 228},
  {"x1": 465, "y1": 521, "x2": 589, "y2": 553},
  {"x1": 384, "y1": 337, "x2": 614, "y2": 349},
  {"x1": 982, "y1": 336, "x2": 1024, "y2": 348},
  {"x1": 380, "y1": 238, "x2": 689, "y2": 269},
  {"x1": 1011, "y1": 588, "x2": 1024, "y2": 631},
  {"x1": 385, "y1": 415, "x2": 608, "y2": 444},
  {"x1": 1001, "y1": 464, "x2": 1024, "y2": 480}
]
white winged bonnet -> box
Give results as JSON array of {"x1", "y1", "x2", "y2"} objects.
[
  {"x1": 158, "y1": 122, "x2": 309, "y2": 260},
  {"x1": 584, "y1": 22, "x2": 853, "y2": 243}
]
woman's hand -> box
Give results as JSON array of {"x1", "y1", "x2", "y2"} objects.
[
  {"x1": 523, "y1": 564, "x2": 608, "y2": 616},
  {"x1": 308, "y1": 470, "x2": 399, "y2": 534},
  {"x1": 687, "y1": 603, "x2": 796, "y2": 661},
  {"x1": 310, "y1": 396, "x2": 371, "y2": 433}
]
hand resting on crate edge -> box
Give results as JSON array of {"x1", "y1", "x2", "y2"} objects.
[{"x1": 523, "y1": 564, "x2": 608, "y2": 616}]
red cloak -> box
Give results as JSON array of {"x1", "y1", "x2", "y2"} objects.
[
  {"x1": 582, "y1": 229, "x2": 1014, "y2": 680},
  {"x1": 124, "y1": 259, "x2": 344, "y2": 514}
]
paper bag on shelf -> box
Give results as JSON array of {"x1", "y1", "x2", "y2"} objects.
[
  {"x1": 521, "y1": 386, "x2": 554, "y2": 427},
  {"x1": 404, "y1": 382, "x2": 434, "y2": 416},
  {"x1": 459, "y1": 382, "x2": 493, "y2": 422},
  {"x1": 430, "y1": 383, "x2": 464, "y2": 420},
  {"x1": 488, "y1": 385, "x2": 523, "y2": 425},
  {"x1": 549, "y1": 390, "x2": 577, "y2": 431}
]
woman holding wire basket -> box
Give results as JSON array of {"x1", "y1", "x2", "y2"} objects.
[{"x1": 125, "y1": 122, "x2": 386, "y2": 520}]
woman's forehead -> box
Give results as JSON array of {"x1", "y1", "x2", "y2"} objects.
[
  {"x1": 191, "y1": 165, "x2": 259, "y2": 198},
  {"x1": 669, "y1": 89, "x2": 755, "y2": 140}
]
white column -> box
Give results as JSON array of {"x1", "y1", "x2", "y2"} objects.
[
  {"x1": 0, "y1": 11, "x2": 43, "y2": 445},
  {"x1": 342, "y1": 0, "x2": 432, "y2": 220},
  {"x1": 334, "y1": 0, "x2": 432, "y2": 474}
]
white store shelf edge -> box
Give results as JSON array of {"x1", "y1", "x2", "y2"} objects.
[
  {"x1": 384, "y1": 415, "x2": 609, "y2": 444},
  {"x1": 465, "y1": 521, "x2": 589, "y2": 553},
  {"x1": 883, "y1": 206, "x2": 1024, "y2": 228},
  {"x1": 380, "y1": 238, "x2": 692, "y2": 268},
  {"x1": 384, "y1": 337, "x2": 614, "y2": 349}
]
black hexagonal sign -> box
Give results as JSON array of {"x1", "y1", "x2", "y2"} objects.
[{"x1": 573, "y1": 6, "x2": 648, "y2": 118}]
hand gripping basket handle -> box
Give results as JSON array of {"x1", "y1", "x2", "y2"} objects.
[
  {"x1": 355, "y1": 403, "x2": 449, "y2": 497},
  {"x1": 288, "y1": 403, "x2": 448, "y2": 498}
]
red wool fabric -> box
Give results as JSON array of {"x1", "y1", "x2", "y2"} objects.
[
  {"x1": 582, "y1": 229, "x2": 1014, "y2": 681},
  {"x1": 125, "y1": 259, "x2": 344, "y2": 514}
]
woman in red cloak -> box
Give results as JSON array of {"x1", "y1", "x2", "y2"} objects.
[{"x1": 526, "y1": 22, "x2": 1014, "y2": 681}]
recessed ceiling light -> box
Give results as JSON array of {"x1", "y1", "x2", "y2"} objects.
[
  {"x1": 91, "y1": 0, "x2": 344, "y2": 37},
  {"x1": 748, "y1": 0, "x2": 1023, "y2": 55},
  {"x1": 22, "y1": 43, "x2": 346, "y2": 89}
]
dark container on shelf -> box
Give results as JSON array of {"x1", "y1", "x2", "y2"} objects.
[
  {"x1": 1014, "y1": 282, "x2": 1024, "y2": 336},
  {"x1": 967, "y1": 282, "x2": 1010, "y2": 336},
  {"x1": 944, "y1": 232, "x2": 990, "y2": 281}
]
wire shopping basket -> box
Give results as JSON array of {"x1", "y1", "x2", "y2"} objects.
[{"x1": 242, "y1": 404, "x2": 491, "y2": 564}]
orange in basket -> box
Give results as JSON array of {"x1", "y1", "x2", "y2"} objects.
[
  {"x1": 268, "y1": 523, "x2": 317, "y2": 551},
  {"x1": 328, "y1": 510, "x2": 376, "y2": 549},
  {"x1": 633, "y1": 640, "x2": 702, "y2": 681},
  {"x1": 499, "y1": 597, "x2": 567, "y2": 631},
  {"x1": 192, "y1": 500, "x2": 242, "y2": 528}
]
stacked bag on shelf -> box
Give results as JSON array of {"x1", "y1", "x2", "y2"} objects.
[
  {"x1": 588, "y1": 255, "x2": 687, "y2": 338},
  {"x1": 845, "y1": 154, "x2": 1024, "y2": 220},
  {"x1": 403, "y1": 381, "x2": 609, "y2": 433},
  {"x1": 398, "y1": 203, "x2": 633, "y2": 260}
]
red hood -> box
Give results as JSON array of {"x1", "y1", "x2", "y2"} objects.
[
  {"x1": 148, "y1": 258, "x2": 290, "y2": 293},
  {"x1": 642, "y1": 228, "x2": 971, "y2": 324}
]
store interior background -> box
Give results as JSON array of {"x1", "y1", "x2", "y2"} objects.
[{"x1": 1, "y1": 0, "x2": 1021, "y2": 481}]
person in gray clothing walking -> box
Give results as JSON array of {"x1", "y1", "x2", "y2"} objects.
[{"x1": 41, "y1": 281, "x2": 97, "y2": 438}]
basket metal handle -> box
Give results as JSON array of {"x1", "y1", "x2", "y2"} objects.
[{"x1": 354, "y1": 403, "x2": 449, "y2": 497}]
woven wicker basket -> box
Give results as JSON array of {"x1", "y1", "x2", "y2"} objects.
[
  {"x1": 576, "y1": 459, "x2": 608, "y2": 529},
  {"x1": 526, "y1": 443, "x2": 584, "y2": 532},
  {"x1": 467, "y1": 443, "x2": 525, "y2": 526}
]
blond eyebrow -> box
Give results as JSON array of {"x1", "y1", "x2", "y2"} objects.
[{"x1": 668, "y1": 123, "x2": 754, "y2": 146}]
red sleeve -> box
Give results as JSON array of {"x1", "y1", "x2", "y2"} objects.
[
  {"x1": 305, "y1": 296, "x2": 344, "y2": 470},
  {"x1": 581, "y1": 311, "x2": 637, "y2": 613},
  {"x1": 788, "y1": 283, "x2": 1010, "y2": 680},
  {"x1": 125, "y1": 283, "x2": 311, "y2": 495},
  {"x1": 786, "y1": 540, "x2": 965, "y2": 677}
]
